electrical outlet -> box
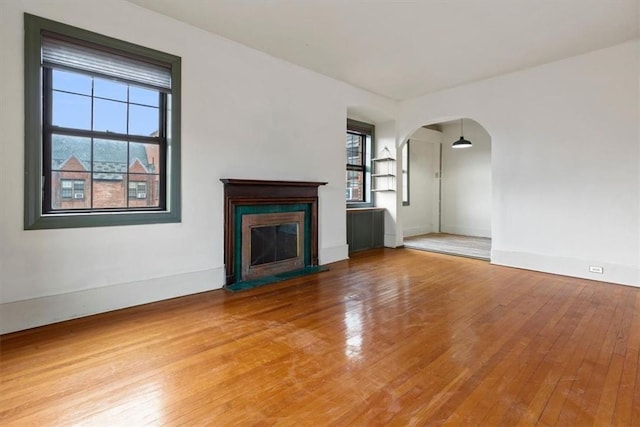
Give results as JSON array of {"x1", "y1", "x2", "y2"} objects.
[{"x1": 589, "y1": 265, "x2": 604, "y2": 274}]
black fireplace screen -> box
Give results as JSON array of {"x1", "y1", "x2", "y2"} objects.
[{"x1": 250, "y1": 223, "x2": 299, "y2": 266}]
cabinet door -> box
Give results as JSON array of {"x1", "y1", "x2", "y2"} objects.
[
  {"x1": 372, "y1": 210, "x2": 385, "y2": 248},
  {"x1": 347, "y1": 210, "x2": 384, "y2": 253},
  {"x1": 352, "y1": 211, "x2": 374, "y2": 252}
]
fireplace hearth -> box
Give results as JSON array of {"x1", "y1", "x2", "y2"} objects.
[{"x1": 221, "y1": 179, "x2": 327, "y2": 288}]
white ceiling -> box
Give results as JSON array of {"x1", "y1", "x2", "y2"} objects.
[{"x1": 127, "y1": 0, "x2": 639, "y2": 100}]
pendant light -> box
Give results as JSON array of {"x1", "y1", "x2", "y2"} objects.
[{"x1": 452, "y1": 118, "x2": 472, "y2": 148}]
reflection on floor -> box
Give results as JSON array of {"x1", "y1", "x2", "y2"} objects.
[{"x1": 403, "y1": 232, "x2": 491, "y2": 260}]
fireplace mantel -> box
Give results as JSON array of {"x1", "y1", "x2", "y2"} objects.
[{"x1": 221, "y1": 179, "x2": 327, "y2": 285}]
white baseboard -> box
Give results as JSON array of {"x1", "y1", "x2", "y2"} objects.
[
  {"x1": 491, "y1": 249, "x2": 639, "y2": 288},
  {"x1": 320, "y1": 244, "x2": 348, "y2": 264},
  {"x1": 0, "y1": 267, "x2": 225, "y2": 334},
  {"x1": 403, "y1": 226, "x2": 431, "y2": 237},
  {"x1": 441, "y1": 225, "x2": 491, "y2": 238},
  {"x1": 402, "y1": 225, "x2": 438, "y2": 237}
]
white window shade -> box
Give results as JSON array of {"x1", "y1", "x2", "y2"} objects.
[{"x1": 42, "y1": 35, "x2": 172, "y2": 91}]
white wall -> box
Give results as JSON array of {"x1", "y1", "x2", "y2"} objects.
[
  {"x1": 401, "y1": 128, "x2": 442, "y2": 237},
  {"x1": 372, "y1": 121, "x2": 399, "y2": 248},
  {"x1": 440, "y1": 119, "x2": 492, "y2": 237},
  {"x1": 399, "y1": 40, "x2": 639, "y2": 287},
  {"x1": 0, "y1": 0, "x2": 396, "y2": 333}
]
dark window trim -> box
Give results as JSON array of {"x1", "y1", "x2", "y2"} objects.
[
  {"x1": 346, "y1": 118, "x2": 374, "y2": 209},
  {"x1": 24, "y1": 13, "x2": 181, "y2": 229},
  {"x1": 402, "y1": 140, "x2": 410, "y2": 206}
]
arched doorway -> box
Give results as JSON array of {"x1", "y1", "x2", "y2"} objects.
[{"x1": 400, "y1": 118, "x2": 492, "y2": 260}]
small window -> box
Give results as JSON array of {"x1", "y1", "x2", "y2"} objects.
[
  {"x1": 60, "y1": 179, "x2": 85, "y2": 199},
  {"x1": 61, "y1": 180, "x2": 73, "y2": 199},
  {"x1": 24, "y1": 14, "x2": 181, "y2": 229},
  {"x1": 346, "y1": 119, "x2": 374, "y2": 207},
  {"x1": 402, "y1": 141, "x2": 410, "y2": 206},
  {"x1": 73, "y1": 180, "x2": 85, "y2": 199},
  {"x1": 129, "y1": 181, "x2": 147, "y2": 199}
]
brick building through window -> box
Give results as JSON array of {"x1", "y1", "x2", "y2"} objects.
[{"x1": 51, "y1": 135, "x2": 160, "y2": 210}]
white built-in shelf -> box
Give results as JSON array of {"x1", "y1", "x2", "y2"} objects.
[{"x1": 372, "y1": 148, "x2": 396, "y2": 192}]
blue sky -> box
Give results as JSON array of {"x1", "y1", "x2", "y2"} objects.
[{"x1": 52, "y1": 69, "x2": 159, "y2": 137}]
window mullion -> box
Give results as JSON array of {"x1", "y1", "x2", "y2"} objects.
[{"x1": 46, "y1": 126, "x2": 161, "y2": 145}]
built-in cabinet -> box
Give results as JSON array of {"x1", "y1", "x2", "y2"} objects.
[{"x1": 346, "y1": 208, "x2": 385, "y2": 253}]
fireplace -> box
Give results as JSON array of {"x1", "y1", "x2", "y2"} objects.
[{"x1": 221, "y1": 179, "x2": 327, "y2": 287}]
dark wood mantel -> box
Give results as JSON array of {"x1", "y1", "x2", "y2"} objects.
[{"x1": 221, "y1": 179, "x2": 327, "y2": 285}]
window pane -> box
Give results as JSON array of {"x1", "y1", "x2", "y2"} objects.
[
  {"x1": 92, "y1": 139, "x2": 127, "y2": 207},
  {"x1": 52, "y1": 69, "x2": 92, "y2": 95},
  {"x1": 51, "y1": 172, "x2": 91, "y2": 209},
  {"x1": 129, "y1": 104, "x2": 159, "y2": 136},
  {"x1": 346, "y1": 170, "x2": 364, "y2": 202},
  {"x1": 93, "y1": 98, "x2": 127, "y2": 133},
  {"x1": 92, "y1": 174, "x2": 126, "y2": 208},
  {"x1": 128, "y1": 174, "x2": 159, "y2": 207},
  {"x1": 128, "y1": 143, "x2": 160, "y2": 207},
  {"x1": 130, "y1": 86, "x2": 159, "y2": 107},
  {"x1": 129, "y1": 142, "x2": 160, "y2": 174},
  {"x1": 52, "y1": 91, "x2": 91, "y2": 130},
  {"x1": 51, "y1": 134, "x2": 91, "y2": 171},
  {"x1": 93, "y1": 139, "x2": 127, "y2": 180},
  {"x1": 94, "y1": 77, "x2": 127, "y2": 102},
  {"x1": 346, "y1": 132, "x2": 363, "y2": 166}
]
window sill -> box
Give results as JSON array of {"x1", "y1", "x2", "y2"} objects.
[
  {"x1": 347, "y1": 207, "x2": 385, "y2": 212},
  {"x1": 25, "y1": 209, "x2": 181, "y2": 230}
]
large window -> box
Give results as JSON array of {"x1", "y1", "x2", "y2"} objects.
[
  {"x1": 346, "y1": 119, "x2": 374, "y2": 207},
  {"x1": 24, "y1": 14, "x2": 181, "y2": 229}
]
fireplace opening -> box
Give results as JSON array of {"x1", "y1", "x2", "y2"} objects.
[
  {"x1": 241, "y1": 211, "x2": 305, "y2": 280},
  {"x1": 250, "y1": 223, "x2": 298, "y2": 266}
]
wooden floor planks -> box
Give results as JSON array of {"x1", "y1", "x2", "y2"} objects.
[{"x1": 1, "y1": 248, "x2": 639, "y2": 425}]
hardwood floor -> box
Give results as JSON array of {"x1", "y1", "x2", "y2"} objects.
[{"x1": 1, "y1": 248, "x2": 639, "y2": 425}]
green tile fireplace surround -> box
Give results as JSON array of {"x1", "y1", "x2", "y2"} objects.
[{"x1": 221, "y1": 179, "x2": 327, "y2": 290}]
